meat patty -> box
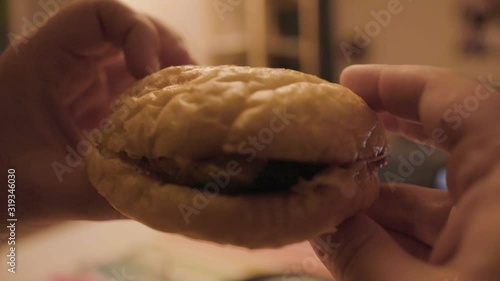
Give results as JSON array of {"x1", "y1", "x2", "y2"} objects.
[{"x1": 120, "y1": 153, "x2": 384, "y2": 195}]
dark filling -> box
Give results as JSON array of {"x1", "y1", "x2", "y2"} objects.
[
  {"x1": 232, "y1": 160, "x2": 328, "y2": 194},
  {"x1": 120, "y1": 153, "x2": 330, "y2": 195}
]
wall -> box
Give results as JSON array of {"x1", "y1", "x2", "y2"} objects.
[
  {"x1": 118, "y1": 0, "x2": 214, "y2": 64},
  {"x1": 6, "y1": 1, "x2": 499, "y2": 76},
  {"x1": 334, "y1": 0, "x2": 500, "y2": 77}
]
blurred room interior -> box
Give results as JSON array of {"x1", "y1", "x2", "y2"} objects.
[{"x1": 1, "y1": 0, "x2": 500, "y2": 280}]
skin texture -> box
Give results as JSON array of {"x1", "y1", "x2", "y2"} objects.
[
  {"x1": 2, "y1": 1, "x2": 500, "y2": 278},
  {"x1": 0, "y1": 0, "x2": 193, "y2": 229},
  {"x1": 310, "y1": 65, "x2": 500, "y2": 281}
]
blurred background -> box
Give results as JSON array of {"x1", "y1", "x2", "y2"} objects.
[
  {"x1": 4, "y1": 0, "x2": 500, "y2": 78},
  {"x1": 1, "y1": 0, "x2": 500, "y2": 280}
]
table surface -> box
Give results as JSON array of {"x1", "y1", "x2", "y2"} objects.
[{"x1": 0, "y1": 221, "x2": 333, "y2": 281}]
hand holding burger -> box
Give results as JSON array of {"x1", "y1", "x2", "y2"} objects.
[
  {"x1": 86, "y1": 65, "x2": 388, "y2": 248},
  {"x1": 0, "y1": 0, "x2": 193, "y2": 226},
  {"x1": 311, "y1": 65, "x2": 500, "y2": 281}
]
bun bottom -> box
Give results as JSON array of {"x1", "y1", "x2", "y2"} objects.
[{"x1": 87, "y1": 152, "x2": 380, "y2": 248}]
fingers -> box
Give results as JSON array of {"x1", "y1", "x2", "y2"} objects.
[
  {"x1": 97, "y1": 8, "x2": 161, "y2": 78},
  {"x1": 446, "y1": 129, "x2": 500, "y2": 202},
  {"x1": 24, "y1": 0, "x2": 193, "y2": 79},
  {"x1": 340, "y1": 65, "x2": 500, "y2": 152},
  {"x1": 378, "y1": 112, "x2": 429, "y2": 143},
  {"x1": 431, "y1": 169, "x2": 500, "y2": 267},
  {"x1": 149, "y1": 17, "x2": 196, "y2": 67},
  {"x1": 387, "y1": 230, "x2": 431, "y2": 260},
  {"x1": 340, "y1": 65, "x2": 432, "y2": 121},
  {"x1": 71, "y1": 70, "x2": 111, "y2": 131},
  {"x1": 367, "y1": 184, "x2": 452, "y2": 246},
  {"x1": 95, "y1": 2, "x2": 194, "y2": 73},
  {"x1": 100, "y1": 53, "x2": 137, "y2": 96},
  {"x1": 455, "y1": 197, "x2": 500, "y2": 276},
  {"x1": 310, "y1": 215, "x2": 447, "y2": 281}
]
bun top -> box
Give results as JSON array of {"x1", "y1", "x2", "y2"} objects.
[{"x1": 101, "y1": 65, "x2": 386, "y2": 164}]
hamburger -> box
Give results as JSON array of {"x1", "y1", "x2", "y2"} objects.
[{"x1": 86, "y1": 65, "x2": 387, "y2": 248}]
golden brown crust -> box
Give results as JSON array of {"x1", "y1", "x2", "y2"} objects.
[
  {"x1": 101, "y1": 65, "x2": 386, "y2": 163},
  {"x1": 86, "y1": 65, "x2": 387, "y2": 248},
  {"x1": 87, "y1": 151, "x2": 380, "y2": 248}
]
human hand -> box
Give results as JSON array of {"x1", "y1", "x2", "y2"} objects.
[
  {"x1": 311, "y1": 65, "x2": 500, "y2": 280},
  {"x1": 0, "y1": 0, "x2": 194, "y2": 227}
]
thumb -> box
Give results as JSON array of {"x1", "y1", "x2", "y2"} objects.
[{"x1": 309, "y1": 215, "x2": 448, "y2": 281}]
